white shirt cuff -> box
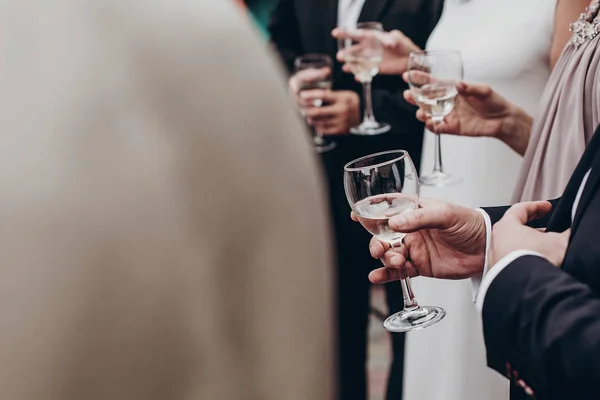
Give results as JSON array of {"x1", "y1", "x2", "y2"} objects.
[
  {"x1": 475, "y1": 250, "x2": 544, "y2": 312},
  {"x1": 470, "y1": 209, "x2": 492, "y2": 302}
]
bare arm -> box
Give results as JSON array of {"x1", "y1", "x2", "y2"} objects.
[
  {"x1": 550, "y1": 0, "x2": 590, "y2": 68},
  {"x1": 497, "y1": 104, "x2": 534, "y2": 156}
]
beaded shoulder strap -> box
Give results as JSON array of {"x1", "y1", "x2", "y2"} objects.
[{"x1": 570, "y1": 0, "x2": 600, "y2": 47}]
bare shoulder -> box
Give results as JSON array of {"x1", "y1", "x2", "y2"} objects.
[{"x1": 549, "y1": 0, "x2": 592, "y2": 68}]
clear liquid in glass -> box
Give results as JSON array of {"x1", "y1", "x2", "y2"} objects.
[
  {"x1": 353, "y1": 193, "x2": 417, "y2": 243},
  {"x1": 346, "y1": 55, "x2": 382, "y2": 83},
  {"x1": 414, "y1": 84, "x2": 457, "y2": 119}
]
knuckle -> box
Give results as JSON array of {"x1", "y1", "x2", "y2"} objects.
[{"x1": 439, "y1": 203, "x2": 453, "y2": 220}]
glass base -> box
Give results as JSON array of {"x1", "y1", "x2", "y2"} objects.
[
  {"x1": 383, "y1": 306, "x2": 446, "y2": 333},
  {"x1": 419, "y1": 170, "x2": 462, "y2": 187},
  {"x1": 314, "y1": 137, "x2": 336, "y2": 153},
  {"x1": 350, "y1": 121, "x2": 391, "y2": 136}
]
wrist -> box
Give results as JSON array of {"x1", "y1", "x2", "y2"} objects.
[{"x1": 497, "y1": 105, "x2": 533, "y2": 156}]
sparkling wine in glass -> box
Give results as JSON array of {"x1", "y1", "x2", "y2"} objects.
[
  {"x1": 344, "y1": 150, "x2": 446, "y2": 332},
  {"x1": 338, "y1": 22, "x2": 390, "y2": 136},
  {"x1": 293, "y1": 54, "x2": 337, "y2": 153},
  {"x1": 407, "y1": 50, "x2": 463, "y2": 186}
]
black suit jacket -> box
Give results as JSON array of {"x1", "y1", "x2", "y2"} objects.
[
  {"x1": 481, "y1": 124, "x2": 600, "y2": 400},
  {"x1": 268, "y1": 0, "x2": 443, "y2": 170}
]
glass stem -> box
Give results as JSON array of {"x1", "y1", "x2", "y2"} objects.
[
  {"x1": 432, "y1": 119, "x2": 444, "y2": 173},
  {"x1": 312, "y1": 99, "x2": 326, "y2": 146},
  {"x1": 390, "y1": 242, "x2": 420, "y2": 312},
  {"x1": 362, "y1": 80, "x2": 375, "y2": 123},
  {"x1": 400, "y1": 275, "x2": 420, "y2": 311}
]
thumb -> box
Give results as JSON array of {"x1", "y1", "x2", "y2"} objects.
[
  {"x1": 504, "y1": 201, "x2": 553, "y2": 225},
  {"x1": 559, "y1": 228, "x2": 572, "y2": 240},
  {"x1": 389, "y1": 206, "x2": 453, "y2": 233},
  {"x1": 382, "y1": 30, "x2": 407, "y2": 47},
  {"x1": 457, "y1": 82, "x2": 492, "y2": 99}
]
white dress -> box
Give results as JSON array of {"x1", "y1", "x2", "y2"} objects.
[{"x1": 403, "y1": 0, "x2": 556, "y2": 399}]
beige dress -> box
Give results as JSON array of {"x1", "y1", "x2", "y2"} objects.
[
  {"x1": 513, "y1": 2, "x2": 600, "y2": 201},
  {"x1": 0, "y1": 1, "x2": 333, "y2": 400}
]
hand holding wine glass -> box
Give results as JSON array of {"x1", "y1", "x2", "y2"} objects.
[
  {"x1": 344, "y1": 150, "x2": 446, "y2": 332},
  {"x1": 362, "y1": 198, "x2": 488, "y2": 284},
  {"x1": 292, "y1": 54, "x2": 337, "y2": 153},
  {"x1": 337, "y1": 22, "x2": 391, "y2": 136},
  {"x1": 407, "y1": 50, "x2": 463, "y2": 186},
  {"x1": 402, "y1": 80, "x2": 533, "y2": 156},
  {"x1": 333, "y1": 28, "x2": 420, "y2": 76},
  {"x1": 299, "y1": 90, "x2": 361, "y2": 136}
]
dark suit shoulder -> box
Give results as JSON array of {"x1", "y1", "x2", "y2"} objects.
[{"x1": 483, "y1": 255, "x2": 600, "y2": 400}]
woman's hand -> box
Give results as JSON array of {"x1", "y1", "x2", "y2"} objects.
[
  {"x1": 403, "y1": 78, "x2": 533, "y2": 156},
  {"x1": 332, "y1": 28, "x2": 420, "y2": 76}
]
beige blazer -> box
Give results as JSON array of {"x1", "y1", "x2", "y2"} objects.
[{"x1": 0, "y1": 1, "x2": 333, "y2": 399}]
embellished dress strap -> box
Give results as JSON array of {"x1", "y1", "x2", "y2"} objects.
[{"x1": 570, "y1": 0, "x2": 600, "y2": 47}]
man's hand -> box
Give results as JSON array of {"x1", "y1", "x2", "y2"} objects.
[
  {"x1": 362, "y1": 198, "x2": 488, "y2": 284},
  {"x1": 489, "y1": 201, "x2": 571, "y2": 267},
  {"x1": 332, "y1": 28, "x2": 420, "y2": 75},
  {"x1": 299, "y1": 90, "x2": 360, "y2": 135}
]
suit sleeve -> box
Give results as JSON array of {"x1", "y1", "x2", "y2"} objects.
[
  {"x1": 482, "y1": 198, "x2": 561, "y2": 227},
  {"x1": 482, "y1": 255, "x2": 600, "y2": 399},
  {"x1": 267, "y1": 0, "x2": 303, "y2": 73}
]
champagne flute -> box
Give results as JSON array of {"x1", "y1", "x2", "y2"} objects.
[
  {"x1": 293, "y1": 54, "x2": 337, "y2": 153},
  {"x1": 344, "y1": 150, "x2": 446, "y2": 332},
  {"x1": 338, "y1": 22, "x2": 390, "y2": 136},
  {"x1": 407, "y1": 50, "x2": 463, "y2": 186}
]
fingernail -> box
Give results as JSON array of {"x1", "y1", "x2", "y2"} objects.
[{"x1": 390, "y1": 256, "x2": 402, "y2": 268}]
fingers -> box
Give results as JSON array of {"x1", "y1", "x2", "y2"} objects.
[
  {"x1": 384, "y1": 30, "x2": 408, "y2": 47},
  {"x1": 318, "y1": 122, "x2": 347, "y2": 135},
  {"x1": 368, "y1": 261, "x2": 419, "y2": 284},
  {"x1": 504, "y1": 201, "x2": 553, "y2": 225},
  {"x1": 331, "y1": 27, "x2": 363, "y2": 40},
  {"x1": 331, "y1": 27, "x2": 345, "y2": 39},
  {"x1": 425, "y1": 119, "x2": 450, "y2": 134},
  {"x1": 404, "y1": 90, "x2": 451, "y2": 134},
  {"x1": 560, "y1": 228, "x2": 572, "y2": 240},
  {"x1": 298, "y1": 89, "x2": 335, "y2": 107},
  {"x1": 388, "y1": 204, "x2": 455, "y2": 233},
  {"x1": 369, "y1": 237, "x2": 390, "y2": 259},
  {"x1": 405, "y1": 70, "x2": 431, "y2": 87},
  {"x1": 415, "y1": 108, "x2": 427, "y2": 122},
  {"x1": 369, "y1": 266, "x2": 400, "y2": 284},
  {"x1": 456, "y1": 82, "x2": 492, "y2": 99},
  {"x1": 402, "y1": 71, "x2": 409, "y2": 84},
  {"x1": 304, "y1": 106, "x2": 337, "y2": 121},
  {"x1": 403, "y1": 89, "x2": 417, "y2": 106}
]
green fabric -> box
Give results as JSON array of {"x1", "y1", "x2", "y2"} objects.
[{"x1": 247, "y1": 0, "x2": 276, "y2": 40}]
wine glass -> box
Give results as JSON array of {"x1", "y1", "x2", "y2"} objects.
[
  {"x1": 407, "y1": 50, "x2": 463, "y2": 186},
  {"x1": 293, "y1": 54, "x2": 337, "y2": 153},
  {"x1": 337, "y1": 22, "x2": 390, "y2": 136},
  {"x1": 344, "y1": 150, "x2": 446, "y2": 332}
]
